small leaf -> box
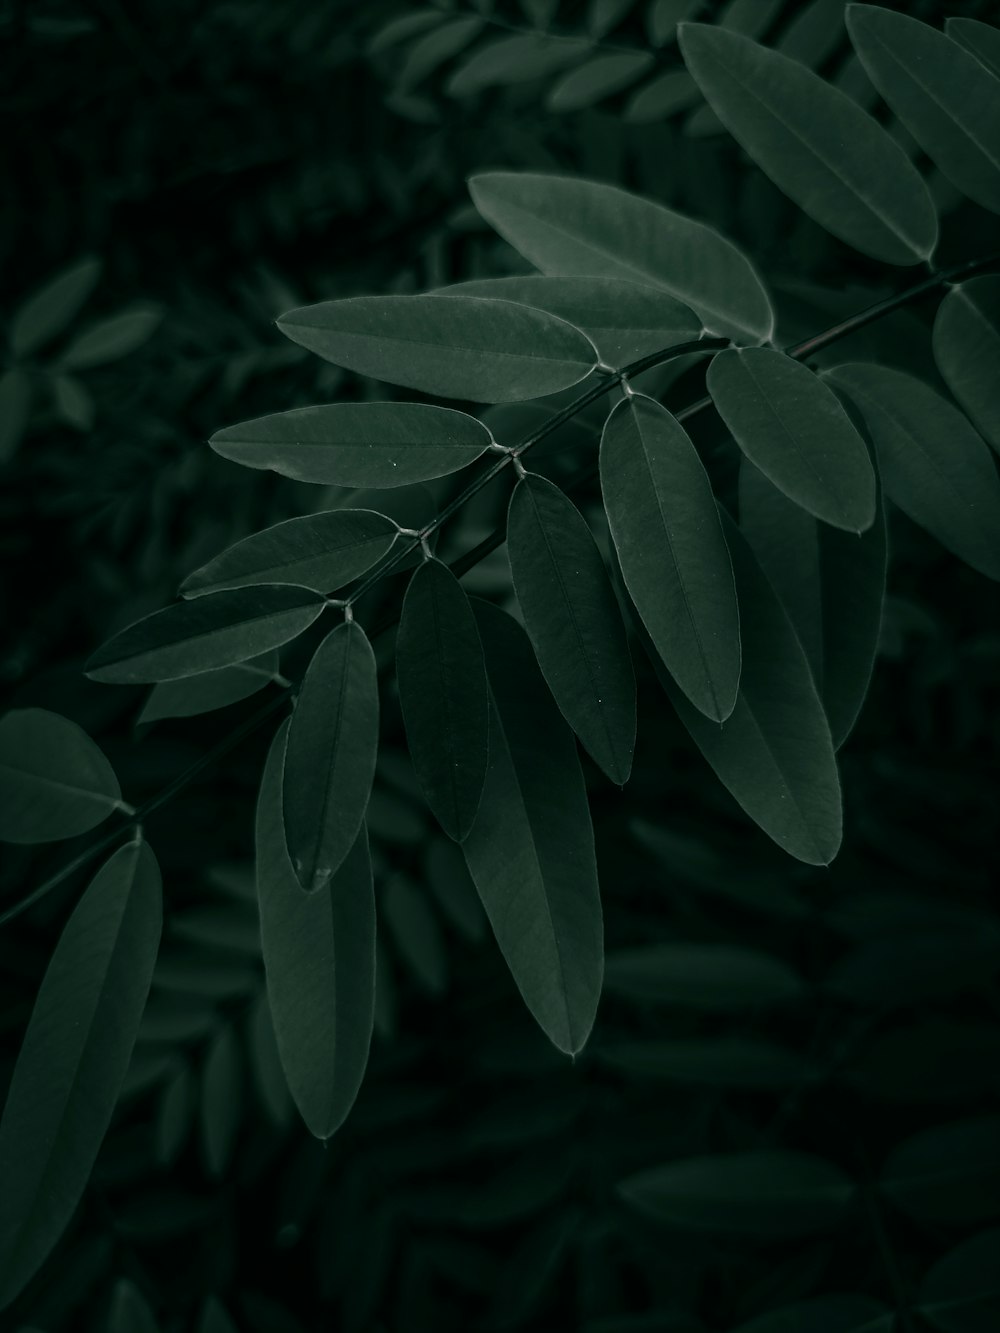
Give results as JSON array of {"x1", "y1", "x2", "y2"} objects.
[
  {"x1": 86, "y1": 586, "x2": 326, "y2": 684},
  {"x1": 445, "y1": 33, "x2": 586, "y2": 96},
  {"x1": 138, "y1": 652, "x2": 280, "y2": 724},
  {"x1": 708, "y1": 348, "x2": 876, "y2": 532},
  {"x1": 51, "y1": 374, "x2": 94, "y2": 430},
  {"x1": 367, "y1": 11, "x2": 443, "y2": 56},
  {"x1": 57, "y1": 303, "x2": 162, "y2": 371},
  {"x1": 283, "y1": 621, "x2": 379, "y2": 892},
  {"x1": 463, "y1": 601, "x2": 603, "y2": 1056},
  {"x1": 507, "y1": 473, "x2": 636, "y2": 783},
  {"x1": 847, "y1": 5, "x2": 1000, "y2": 216},
  {"x1": 678, "y1": 22, "x2": 938, "y2": 264},
  {"x1": 0, "y1": 708, "x2": 123, "y2": 844},
  {"x1": 0, "y1": 840, "x2": 162, "y2": 1309},
  {"x1": 603, "y1": 943, "x2": 804, "y2": 1010},
  {"x1": 396, "y1": 16, "x2": 483, "y2": 90},
  {"x1": 210, "y1": 401, "x2": 491, "y2": 486},
  {"x1": 199, "y1": 1025, "x2": 241, "y2": 1179},
  {"x1": 0, "y1": 368, "x2": 32, "y2": 462},
  {"x1": 258, "y1": 721, "x2": 375, "y2": 1139},
  {"x1": 624, "y1": 69, "x2": 700, "y2": 123},
  {"x1": 732, "y1": 1294, "x2": 893, "y2": 1333},
  {"x1": 919, "y1": 1229, "x2": 1000, "y2": 1333},
  {"x1": 620, "y1": 1150, "x2": 856, "y2": 1236},
  {"x1": 946, "y1": 17, "x2": 1000, "y2": 80},
  {"x1": 109, "y1": 1277, "x2": 159, "y2": 1333},
  {"x1": 469, "y1": 170, "x2": 774, "y2": 343},
  {"x1": 601, "y1": 394, "x2": 741, "y2": 722},
  {"x1": 547, "y1": 51, "x2": 654, "y2": 112},
  {"x1": 153, "y1": 1065, "x2": 196, "y2": 1167},
  {"x1": 9, "y1": 256, "x2": 101, "y2": 360},
  {"x1": 396, "y1": 559, "x2": 488, "y2": 841},
  {"x1": 881, "y1": 1117, "x2": 1000, "y2": 1225},
  {"x1": 932, "y1": 276, "x2": 1000, "y2": 455},
  {"x1": 826, "y1": 363, "x2": 1000, "y2": 581},
  {"x1": 277, "y1": 294, "x2": 597, "y2": 402}
]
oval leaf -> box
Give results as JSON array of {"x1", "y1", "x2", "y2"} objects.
[
  {"x1": 396, "y1": 559, "x2": 488, "y2": 841},
  {"x1": 283, "y1": 620, "x2": 379, "y2": 892},
  {"x1": 0, "y1": 708, "x2": 122, "y2": 844},
  {"x1": 468, "y1": 170, "x2": 774, "y2": 343},
  {"x1": 604, "y1": 942, "x2": 804, "y2": 1010},
  {"x1": 708, "y1": 348, "x2": 876, "y2": 532},
  {"x1": 601, "y1": 394, "x2": 741, "y2": 722},
  {"x1": 462, "y1": 601, "x2": 603, "y2": 1056},
  {"x1": 138, "y1": 653, "x2": 280, "y2": 725},
  {"x1": 57, "y1": 304, "x2": 162, "y2": 371},
  {"x1": 507, "y1": 473, "x2": 636, "y2": 784},
  {"x1": 947, "y1": 18, "x2": 1000, "y2": 80},
  {"x1": 109, "y1": 1277, "x2": 159, "y2": 1333},
  {"x1": 547, "y1": 51, "x2": 654, "y2": 112},
  {"x1": 0, "y1": 840, "x2": 162, "y2": 1309},
  {"x1": 933, "y1": 276, "x2": 1000, "y2": 455},
  {"x1": 277, "y1": 294, "x2": 597, "y2": 403},
  {"x1": 678, "y1": 22, "x2": 938, "y2": 264},
  {"x1": 919, "y1": 1228, "x2": 1000, "y2": 1333},
  {"x1": 9, "y1": 256, "x2": 101, "y2": 360},
  {"x1": 881, "y1": 1117, "x2": 1000, "y2": 1226}
]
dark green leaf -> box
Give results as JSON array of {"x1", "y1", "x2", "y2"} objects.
[
  {"x1": 153, "y1": 1065, "x2": 195, "y2": 1167},
  {"x1": 547, "y1": 51, "x2": 654, "y2": 112},
  {"x1": 946, "y1": 17, "x2": 1000, "y2": 79},
  {"x1": 199, "y1": 1025, "x2": 241, "y2": 1179},
  {"x1": 826, "y1": 929, "x2": 1000, "y2": 1010},
  {"x1": 246, "y1": 988, "x2": 294, "y2": 1129},
  {"x1": 445, "y1": 33, "x2": 587, "y2": 96},
  {"x1": 731, "y1": 1294, "x2": 892, "y2": 1333},
  {"x1": 396, "y1": 559, "x2": 488, "y2": 841},
  {"x1": 881, "y1": 1117, "x2": 1000, "y2": 1225},
  {"x1": 425, "y1": 837, "x2": 487, "y2": 943},
  {"x1": 57, "y1": 303, "x2": 162, "y2": 370},
  {"x1": 9, "y1": 256, "x2": 101, "y2": 359},
  {"x1": 624, "y1": 69, "x2": 700, "y2": 123},
  {"x1": 919, "y1": 1229, "x2": 1000, "y2": 1333},
  {"x1": 51, "y1": 374, "x2": 94, "y2": 431},
  {"x1": 678, "y1": 22, "x2": 938, "y2": 264},
  {"x1": 0, "y1": 708, "x2": 123, "y2": 844},
  {"x1": 0, "y1": 840, "x2": 162, "y2": 1309},
  {"x1": 0, "y1": 368, "x2": 32, "y2": 462},
  {"x1": 383, "y1": 875, "x2": 449, "y2": 995},
  {"x1": 594, "y1": 1036, "x2": 814, "y2": 1089},
  {"x1": 197, "y1": 1296, "x2": 238, "y2": 1333},
  {"x1": 283, "y1": 620, "x2": 379, "y2": 892},
  {"x1": 933, "y1": 277, "x2": 1000, "y2": 455},
  {"x1": 508, "y1": 473, "x2": 636, "y2": 784},
  {"x1": 603, "y1": 943, "x2": 804, "y2": 1010},
  {"x1": 647, "y1": 0, "x2": 703, "y2": 47},
  {"x1": 109, "y1": 1277, "x2": 159, "y2": 1333},
  {"x1": 776, "y1": 0, "x2": 847, "y2": 67},
  {"x1": 138, "y1": 652, "x2": 281, "y2": 724},
  {"x1": 601, "y1": 394, "x2": 741, "y2": 722},
  {"x1": 396, "y1": 17, "x2": 484, "y2": 91}
]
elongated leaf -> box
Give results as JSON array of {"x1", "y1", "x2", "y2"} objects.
[
  {"x1": 919, "y1": 1229, "x2": 1000, "y2": 1333},
  {"x1": 462, "y1": 601, "x2": 603, "y2": 1055},
  {"x1": 383, "y1": 874, "x2": 449, "y2": 994},
  {"x1": 283, "y1": 621, "x2": 378, "y2": 892},
  {"x1": 138, "y1": 652, "x2": 280, "y2": 724},
  {"x1": 732, "y1": 1295, "x2": 893, "y2": 1333},
  {"x1": 445, "y1": 33, "x2": 587, "y2": 96},
  {"x1": 595, "y1": 1036, "x2": 814, "y2": 1089},
  {"x1": 9, "y1": 256, "x2": 101, "y2": 359},
  {"x1": 396, "y1": 559, "x2": 488, "y2": 841},
  {"x1": 847, "y1": 6, "x2": 1000, "y2": 216},
  {"x1": 181, "y1": 509, "x2": 398, "y2": 597},
  {"x1": 0, "y1": 840, "x2": 162, "y2": 1309},
  {"x1": 0, "y1": 708, "x2": 122, "y2": 844},
  {"x1": 436, "y1": 275, "x2": 703, "y2": 368},
  {"x1": 624, "y1": 69, "x2": 700, "y2": 123},
  {"x1": 640, "y1": 511, "x2": 842, "y2": 865},
  {"x1": 57, "y1": 304, "x2": 162, "y2": 371},
  {"x1": 507, "y1": 473, "x2": 636, "y2": 783},
  {"x1": 947, "y1": 17, "x2": 1000, "y2": 80},
  {"x1": 210, "y1": 401, "x2": 491, "y2": 486},
  {"x1": 708, "y1": 348, "x2": 876, "y2": 532},
  {"x1": 277, "y1": 294, "x2": 597, "y2": 402},
  {"x1": 258, "y1": 721, "x2": 376, "y2": 1139},
  {"x1": 601, "y1": 394, "x2": 741, "y2": 722},
  {"x1": 739, "y1": 460, "x2": 887, "y2": 748},
  {"x1": 396, "y1": 16, "x2": 484, "y2": 90},
  {"x1": 547, "y1": 51, "x2": 654, "y2": 112},
  {"x1": 0, "y1": 367, "x2": 32, "y2": 462},
  {"x1": 826, "y1": 363, "x2": 1000, "y2": 581},
  {"x1": 199, "y1": 1025, "x2": 241, "y2": 1179},
  {"x1": 620, "y1": 1150, "x2": 856, "y2": 1236},
  {"x1": 86, "y1": 586, "x2": 326, "y2": 684},
  {"x1": 468, "y1": 171, "x2": 774, "y2": 343},
  {"x1": 933, "y1": 277, "x2": 1000, "y2": 455},
  {"x1": 604, "y1": 943, "x2": 804, "y2": 1010},
  {"x1": 881, "y1": 1117, "x2": 1000, "y2": 1225},
  {"x1": 678, "y1": 23, "x2": 938, "y2": 264},
  {"x1": 109, "y1": 1277, "x2": 159, "y2": 1333}
]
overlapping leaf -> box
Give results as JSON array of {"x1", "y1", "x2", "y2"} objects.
[
  {"x1": 933, "y1": 277, "x2": 1000, "y2": 456},
  {"x1": 138, "y1": 653, "x2": 281, "y2": 725}
]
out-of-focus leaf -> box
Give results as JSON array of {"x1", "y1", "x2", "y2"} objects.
[
  {"x1": 153, "y1": 1064, "x2": 196, "y2": 1168},
  {"x1": 0, "y1": 368, "x2": 32, "y2": 462},
  {"x1": 594, "y1": 1036, "x2": 814, "y2": 1088},
  {"x1": 108, "y1": 1277, "x2": 159, "y2": 1333},
  {"x1": 138, "y1": 653, "x2": 281, "y2": 724},
  {"x1": 881, "y1": 1117, "x2": 1000, "y2": 1225},
  {"x1": 933, "y1": 277, "x2": 1000, "y2": 456},
  {"x1": 603, "y1": 943, "x2": 804, "y2": 1010},
  {"x1": 624, "y1": 69, "x2": 700, "y2": 123},
  {"x1": 57, "y1": 303, "x2": 162, "y2": 370},
  {"x1": 9, "y1": 256, "x2": 101, "y2": 359},
  {"x1": 199, "y1": 1025, "x2": 241, "y2": 1179},
  {"x1": 547, "y1": 52, "x2": 654, "y2": 112},
  {"x1": 383, "y1": 875, "x2": 449, "y2": 995},
  {"x1": 51, "y1": 374, "x2": 94, "y2": 430},
  {"x1": 919, "y1": 1229, "x2": 1000, "y2": 1333},
  {"x1": 446, "y1": 33, "x2": 587, "y2": 96}
]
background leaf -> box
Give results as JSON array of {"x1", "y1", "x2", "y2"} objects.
[
  {"x1": 603, "y1": 943, "x2": 804, "y2": 1010},
  {"x1": 9, "y1": 257, "x2": 101, "y2": 360},
  {"x1": 137, "y1": 653, "x2": 281, "y2": 725},
  {"x1": 932, "y1": 276, "x2": 1000, "y2": 456}
]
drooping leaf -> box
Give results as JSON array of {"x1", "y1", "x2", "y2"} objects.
[
  {"x1": 283, "y1": 621, "x2": 379, "y2": 892},
  {"x1": 932, "y1": 277, "x2": 1000, "y2": 455},
  {"x1": 919, "y1": 1229, "x2": 1000, "y2": 1333},
  {"x1": 547, "y1": 51, "x2": 654, "y2": 112},
  {"x1": 396, "y1": 559, "x2": 488, "y2": 841},
  {"x1": 108, "y1": 1277, "x2": 159, "y2": 1333},
  {"x1": 739, "y1": 460, "x2": 887, "y2": 748},
  {"x1": 138, "y1": 652, "x2": 281, "y2": 725},
  {"x1": 619, "y1": 1150, "x2": 856, "y2": 1236},
  {"x1": 677, "y1": 22, "x2": 938, "y2": 265},
  {"x1": 603, "y1": 943, "x2": 804, "y2": 1010},
  {"x1": 776, "y1": 0, "x2": 847, "y2": 67},
  {"x1": 826, "y1": 363, "x2": 1000, "y2": 581},
  {"x1": 52, "y1": 373, "x2": 94, "y2": 430},
  {"x1": 946, "y1": 17, "x2": 1000, "y2": 79},
  {"x1": 462, "y1": 601, "x2": 603, "y2": 1056},
  {"x1": 507, "y1": 473, "x2": 636, "y2": 784},
  {"x1": 197, "y1": 1295, "x2": 238, "y2": 1333},
  {"x1": 86, "y1": 586, "x2": 326, "y2": 684},
  {"x1": 276, "y1": 294, "x2": 597, "y2": 402},
  {"x1": 594, "y1": 1036, "x2": 814, "y2": 1089},
  {"x1": 9, "y1": 256, "x2": 101, "y2": 360},
  {"x1": 847, "y1": 5, "x2": 1000, "y2": 216},
  {"x1": 0, "y1": 840, "x2": 162, "y2": 1309},
  {"x1": 468, "y1": 171, "x2": 774, "y2": 343},
  {"x1": 210, "y1": 401, "x2": 492, "y2": 486},
  {"x1": 199, "y1": 1025, "x2": 241, "y2": 1179},
  {"x1": 880, "y1": 1117, "x2": 1000, "y2": 1225},
  {"x1": 56, "y1": 303, "x2": 162, "y2": 370},
  {"x1": 731, "y1": 1294, "x2": 893, "y2": 1333},
  {"x1": 600, "y1": 393, "x2": 741, "y2": 722},
  {"x1": 257, "y1": 722, "x2": 375, "y2": 1140},
  {"x1": 708, "y1": 348, "x2": 876, "y2": 532},
  {"x1": 0, "y1": 708, "x2": 123, "y2": 844}
]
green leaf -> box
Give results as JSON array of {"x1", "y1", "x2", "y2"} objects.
[
  {"x1": 547, "y1": 51, "x2": 654, "y2": 112},
  {"x1": 445, "y1": 33, "x2": 587, "y2": 96},
  {"x1": 600, "y1": 394, "x2": 741, "y2": 722},
  {"x1": 283, "y1": 621, "x2": 379, "y2": 892},
  {"x1": 619, "y1": 1150, "x2": 856, "y2": 1236},
  {"x1": 86, "y1": 586, "x2": 326, "y2": 684},
  {"x1": 197, "y1": 1295, "x2": 238, "y2": 1333},
  {"x1": 181, "y1": 509, "x2": 399, "y2": 597},
  {"x1": 946, "y1": 17, "x2": 1000, "y2": 80},
  {"x1": 507, "y1": 473, "x2": 636, "y2": 784},
  {"x1": 210, "y1": 401, "x2": 492, "y2": 487},
  {"x1": 825, "y1": 363, "x2": 1000, "y2": 582},
  {"x1": 0, "y1": 368, "x2": 32, "y2": 463},
  {"x1": 396, "y1": 17, "x2": 484, "y2": 91},
  {"x1": 739, "y1": 460, "x2": 887, "y2": 748},
  {"x1": 383, "y1": 875, "x2": 449, "y2": 994},
  {"x1": 933, "y1": 276, "x2": 1000, "y2": 456},
  {"x1": 51, "y1": 373, "x2": 95, "y2": 431},
  {"x1": 436, "y1": 275, "x2": 703, "y2": 368},
  {"x1": 0, "y1": 708, "x2": 123, "y2": 844},
  {"x1": 847, "y1": 6, "x2": 1000, "y2": 217},
  {"x1": 639, "y1": 512, "x2": 842, "y2": 866},
  {"x1": 138, "y1": 652, "x2": 281, "y2": 724},
  {"x1": 731, "y1": 1294, "x2": 893, "y2": 1333},
  {"x1": 396, "y1": 559, "x2": 488, "y2": 841},
  {"x1": 603, "y1": 943, "x2": 804, "y2": 1010},
  {"x1": 0, "y1": 840, "x2": 162, "y2": 1309},
  {"x1": 594, "y1": 1036, "x2": 814, "y2": 1089},
  {"x1": 776, "y1": 0, "x2": 847, "y2": 67},
  {"x1": 647, "y1": 0, "x2": 703, "y2": 48},
  {"x1": 462, "y1": 601, "x2": 603, "y2": 1055},
  {"x1": 246, "y1": 989, "x2": 294, "y2": 1129},
  {"x1": 257, "y1": 722, "x2": 375, "y2": 1139},
  {"x1": 587, "y1": 0, "x2": 633, "y2": 39},
  {"x1": 624, "y1": 69, "x2": 700, "y2": 123},
  {"x1": 109, "y1": 1277, "x2": 159, "y2": 1333},
  {"x1": 9, "y1": 256, "x2": 101, "y2": 360},
  {"x1": 425, "y1": 836, "x2": 487, "y2": 943},
  {"x1": 919, "y1": 1229, "x2": 1000, "y2": 1333},
  {"x1": 678, "y1": 22, "x2": 938, "y2": 265},
  {"x1": 199, "y1": 1025, "x2": 241, "y2": 1179},
  {"x1": 468, "y1": 171, "x2": 774, "y2": 343},
  {"x1": 708, "y1": 348, "x2": 876, "y2": 532},
  {"x1": 881, "y1": 1116, "x2": 1000, "y2": 1225},
  {"x1": 56, "y1": 303, "x2": 162, "y2": 371},
  {"x1": 277, "y1": 294, "x2": 597, "y2": 402},
  {"x1": 153, "y1": 1064, "x2": 195, "y2": 1167}
]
